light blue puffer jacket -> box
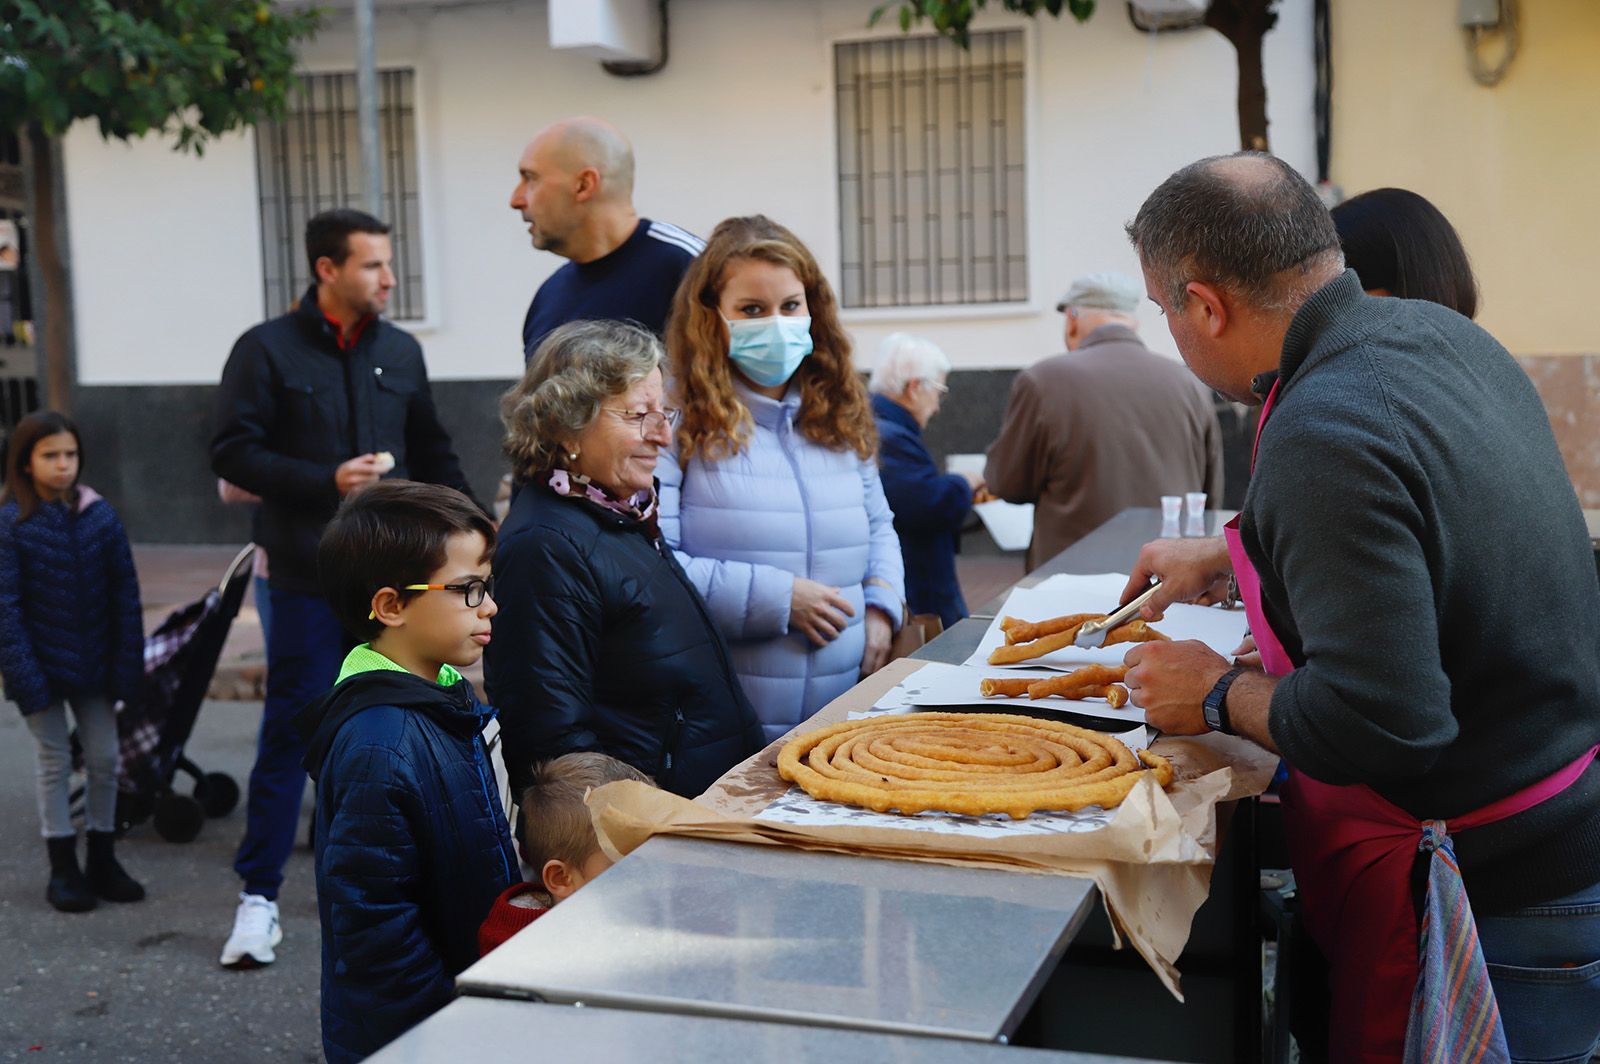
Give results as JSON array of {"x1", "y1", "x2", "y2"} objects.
[{"x1": 658, "y1": 381, "x2": 905, "y2": 741}]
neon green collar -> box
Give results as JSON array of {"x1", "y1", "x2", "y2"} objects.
[{"x1": 336, "y1": 643, "x2": 464, "y2": 687}]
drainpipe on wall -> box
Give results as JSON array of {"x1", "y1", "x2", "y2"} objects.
[{"x1": 602, "y1": 0, "x2": 670, "y2": 78}]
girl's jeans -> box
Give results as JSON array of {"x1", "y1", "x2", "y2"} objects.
[
  {"x1": 24, "y1": 695, "x2": 118, "y2": 837},
  {"x1": 1480, "y1": 876, "x2": 1600, "y2": 1064}
]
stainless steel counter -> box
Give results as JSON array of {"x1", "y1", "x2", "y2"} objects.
[
  {"x1": 369, "y1": 998, "x2": 1164, "y2": 1063},
  {"x1": 457, "y1": 835, "x2": 1097, "y2": 1043}
]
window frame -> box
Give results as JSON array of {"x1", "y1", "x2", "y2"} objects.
[
  {"x1": 250, "y1": 61, "x2": 442, "y2": 332},
  {"x1": 826, "y1": 20, "x2": 1041, "y2": 322}
]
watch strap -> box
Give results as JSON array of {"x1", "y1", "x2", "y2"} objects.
[{"x1": 1203, "y1": 666, "x2": 1246, "y2": 735}]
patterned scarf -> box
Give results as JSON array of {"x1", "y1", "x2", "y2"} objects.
[{"x1": 547, "y1": 468, "x2": 659, "y2": 528}]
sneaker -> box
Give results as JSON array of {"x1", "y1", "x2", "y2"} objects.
[{"x1": 219, "y1": 892, "x2": 282, "y2": 969}]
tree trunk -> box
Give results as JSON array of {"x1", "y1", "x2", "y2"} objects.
[
  {"x1": 20, "y1": 125, "x2": 74, "y2": 414},
  {"x1": 1205, "y1": 0, "x2": 1278, "y2": 152}
]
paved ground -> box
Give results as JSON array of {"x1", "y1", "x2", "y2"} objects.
[{"x1": 0, "y1": 696, "x2": 323, "y2": 1063}]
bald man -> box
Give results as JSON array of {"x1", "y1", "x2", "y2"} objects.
[{"x1": 510, "y1": 116, "x2": 704, "y2": 358}]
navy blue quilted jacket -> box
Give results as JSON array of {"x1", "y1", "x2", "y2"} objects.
[
  {"x1": 296, "y1": 651, "x2": 518, "y2": 1064},
  {"x1": 871, "y1": 394, "x2": 972, "y2": 628},
  {"x1": 0, "y1": 487, "x2": 143, "y2": 716}
]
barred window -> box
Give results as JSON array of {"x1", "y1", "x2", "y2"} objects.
[
  {"x1": 254, "y1": 69, "x2": 427, "y2": 321},
  {"x1": 835, "y1": 30, "x2": 1028, "y2": 309}
]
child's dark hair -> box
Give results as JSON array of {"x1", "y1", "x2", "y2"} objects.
[
  {"x1": 305, "y1": 208, "x2": 390, "y2": 280},
  {"x1": 520, "y1": 753, "x2": 653, "y2": 871},
  {"x1": 318, "y1": 480, "x2": 495, "y2": 641},
  {"x1": 2, "y1": 410, "x2": 82, "y2": 522}
]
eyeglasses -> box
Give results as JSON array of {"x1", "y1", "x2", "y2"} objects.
[
  {"x1": 603, "y1": 407, "x2": 681, "y2": 438},
  {"x1": 920, "y1": 379, "x2": 949, "y2": 395},
  {"x1": 367, "y1": 577, "x2": 494, "y2": 620}
]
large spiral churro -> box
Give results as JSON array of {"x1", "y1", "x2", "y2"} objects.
[{"x1": 777, "y1": 713, "x2": 1172, "y2": 820}]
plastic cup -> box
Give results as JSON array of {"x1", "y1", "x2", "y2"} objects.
[
  {"x1": 1160, "y1": 495, "x2": 1182, "y2": 538},
  {"x1": 1185, "y1": 492, "x2": 1208, "y2": 536}
]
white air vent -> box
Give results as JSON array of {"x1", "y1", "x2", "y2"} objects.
[{"x1": 548, "y1": 0, "x2": 658, "y2": 64}]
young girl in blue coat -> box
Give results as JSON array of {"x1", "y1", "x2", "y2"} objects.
[{"x1": 0, "y1": 411, "x2": 145, "y2": 911}]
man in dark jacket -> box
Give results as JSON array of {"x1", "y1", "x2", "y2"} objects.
[
  {"x1": 297, "y1": 481, "x2": 516, "y2": 1063},
  {"x1": 1121, "y1": 152, "x2": 1600, "y2": 1062},
  {"x1": 212, "y1": 208, "x2": 481, "y2": 969},
  {"x1": 867, "y1": 333, "x2": 979, "y2": 628}
]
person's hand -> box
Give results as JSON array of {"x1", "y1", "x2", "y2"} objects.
[
  {"x1": 860, "y1": 606, "x2": 894, "y2": 678},
  {"x1": 335, "y1": 454, "x2": 382, "y2": 497},
  {"x1": 1231, "y1": 633, "x2": 1262, "y2": 669},
  {"x1": 1122, "y1": 640, "x2": 1232, "y2": 735},
  {"x1": 1120, "y1": 537, "x2": 1233, "y2": 618},
  {"x1": 791, "y1": 578, "x2": 854, "y2": 647}
]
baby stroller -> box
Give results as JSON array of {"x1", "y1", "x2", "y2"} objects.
[{"x1": 73, "y1": 544, "x2": 255, "y2": 843}]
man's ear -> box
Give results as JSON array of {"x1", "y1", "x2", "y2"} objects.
[
  {"x1": 313, "y1": 255, "x2": 338, "y2": 287},
  {"x1": 1184, "y1": 281, "x2": 1229, "y2": 339},
  {"x1": 543, "y1": 858, "x2": 579, "y2": 900},
  {"x1": 369, "y1": 587, "x2": 406, "y2": 629},
  {"x1": 572, "y1": 166, "x2": 601, "y2": 204}
]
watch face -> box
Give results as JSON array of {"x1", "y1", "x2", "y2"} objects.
[{"x1": 1203, "y1": 702, "x2": 1223, "y2": 731}]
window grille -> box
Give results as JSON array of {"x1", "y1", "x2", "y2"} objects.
[
  {"x1": 835, "y1": 30, "x2": 1028, "y2": 309},
  {"x1": 254, "y1": 69, "x2": 427, "y2": 321}
]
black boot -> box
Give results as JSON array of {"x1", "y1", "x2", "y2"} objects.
[
  {"x1": 45, "y1": 836, "x2": 97, "y2": 913},
  {"x1": 85, "y1": 830, "x2": 145, "y2": 903}
]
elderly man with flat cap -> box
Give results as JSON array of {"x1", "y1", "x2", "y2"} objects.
[
  {"x1": 510, "y1": 116, "x2": 704, "y2": 359},
  {"x1": 984, "y1": 271, "x2": 1224, "y2": 569}
]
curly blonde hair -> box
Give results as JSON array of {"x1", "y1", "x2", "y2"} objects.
[
  {"x1": 500, "y1": 320, "x2": 662, "y2": 481},
  {"x1": 666, "y1": 215, "x2": 876, "y2": 462}
]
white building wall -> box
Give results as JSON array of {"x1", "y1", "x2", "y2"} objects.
[{"x1": 65, "y1": 0, "x2": 1315, "y2": 386}]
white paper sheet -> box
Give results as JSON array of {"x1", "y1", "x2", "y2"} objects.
[
  {"x1": 964, "y1": 572, "x2": 1250, "y2": 671},
  {"x1": 873, "y1": 660, "x2": 1148, "y2": 725},
  {"x1": 973, "y1": 499, "x2": 1035, "y2": 552}
]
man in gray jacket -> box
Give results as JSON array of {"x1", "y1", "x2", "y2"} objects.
[{"x1": 984, "y1": 272, "x2": 1224, "y2": 569}]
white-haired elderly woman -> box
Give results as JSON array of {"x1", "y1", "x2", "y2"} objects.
[
  {"x1": 868, "y1": 333, "x2": 981, "y2": 628},
  {"x1": 484, "y1": 320, "x2": 763, "y2": 802}
]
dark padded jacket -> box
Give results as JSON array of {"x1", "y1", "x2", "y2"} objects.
[
  {"x1": 872, "y1": 393, "x2": 972, "y2": 628},
  {"x1": 485, "y1": 479, "x2": 764, "y2": 801},
  {"x1": 212, "y1": 288, "x2": 477, "y2": 594},
  {"x1": 0, "y1": 488, "x2": 143, "y2": 715},
  {"x1": 297, "y1": 657, "x2": 518, "y2": 1064},
  {"x1": 1251, "y1": 271, "x2": 1600, "y2": 914}
]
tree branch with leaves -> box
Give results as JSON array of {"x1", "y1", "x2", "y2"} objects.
[
  {"x1": 1, "y1": 0, "x2": 320, "y2": 409},
  {"x1": 870, "y1": 0, "x2": 1279, "y2": 152}
]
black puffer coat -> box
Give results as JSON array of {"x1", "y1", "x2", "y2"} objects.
[{"x1": 485, "y1": 480, "x2": 763, "y2": 800}]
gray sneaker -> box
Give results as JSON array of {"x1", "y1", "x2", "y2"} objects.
[{"x1": 219, "y1": 892, "x2": 282, "y2": 969}]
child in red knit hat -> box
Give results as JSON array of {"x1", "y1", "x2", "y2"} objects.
[{"x1": 478, "y1": 752, "x2": 655, "y2": 955}]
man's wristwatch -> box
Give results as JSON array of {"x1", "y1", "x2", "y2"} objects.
[{"x1": 1202, "y1": 667, "x2": 1246, "y2": 734}]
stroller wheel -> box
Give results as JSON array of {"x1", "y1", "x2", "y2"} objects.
[
  {"x1": 195, "y1": 772, "x2": 240, "y2": 818},
  {"x1": 117, "y1": 790, "x2": 155, "y2": 834},
  {"x1": 153, "y1": 793, "x2": 205, "y2": 843}
]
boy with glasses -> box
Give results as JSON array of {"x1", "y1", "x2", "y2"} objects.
[{"x1": 295, "y1": 481, "x2": 518, "y2": 1063}]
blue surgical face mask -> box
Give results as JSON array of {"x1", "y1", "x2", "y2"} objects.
[{"x1": 725, "y1": 315, "x2": 813, "y2": 388}]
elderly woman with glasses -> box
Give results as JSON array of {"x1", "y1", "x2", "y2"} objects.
[{"x1": 484, "y1": 320, "x2": 763, "y2": 801}]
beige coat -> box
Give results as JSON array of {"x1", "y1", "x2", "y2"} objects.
[{"x1": 984, "y1": 325, "x2": 1225, "y2": 570}]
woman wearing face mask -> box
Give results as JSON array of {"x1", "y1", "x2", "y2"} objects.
[{"x1": 659, "y1": 215, "x2": 905, "y2": 741}]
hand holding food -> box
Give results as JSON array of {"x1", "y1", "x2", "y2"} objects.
[
  {"x1": 778, "y1": 712, "x2": 1171, "y2": 819},
  {"x1": 373, "y1": 451, "x2": 396, "y2": 474},
  {"x1": 334, "y1": 454, "x2": 383, "y2": 496}
]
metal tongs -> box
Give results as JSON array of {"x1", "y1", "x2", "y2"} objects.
[{"x1": 1073, "y1": 579, "x2": 1164, "y2": 649}]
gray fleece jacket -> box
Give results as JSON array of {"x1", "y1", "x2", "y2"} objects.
[{"x1": 1246, "y1": 270, "x2": 1600, "y2": 914}]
